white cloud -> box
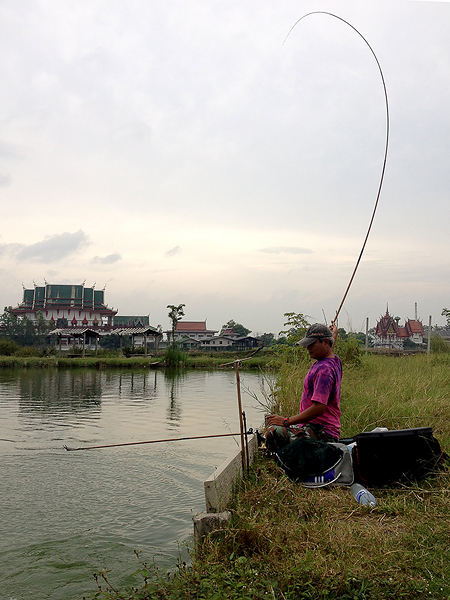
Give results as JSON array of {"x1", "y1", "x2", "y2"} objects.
[
  {"x1": 1, "y1": 230, "x2": 89, "y2": 263},
  {"x1": 164, "y1": 246, "x2": 182, "y2": 258},
  {"x1": 92, "y1": 253, "x2": 122, "y2": 265}
]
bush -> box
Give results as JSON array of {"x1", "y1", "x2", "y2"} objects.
[
  {"x1": 0, "y1": 338, "x2": 20, "y2": 356},
  {"x1": 95, "y1": 348, "x2": 122, "y2": 358},
  {"x1": 14, "y1": 346, "x2": 43, "y2": 357},
  {"x1": 334, "y1": 334, "x2": 362, "y2": 367},
  {"x1": 164, "y1": 344, "x2": 187, "y2": 367},
  {"x1": 430, "y1": 334, "x2": 450, "y2": 353}
]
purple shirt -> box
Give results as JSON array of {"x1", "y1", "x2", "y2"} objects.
[{"x1": 299, "y1": 355, "x2": 342, "y2": 439}]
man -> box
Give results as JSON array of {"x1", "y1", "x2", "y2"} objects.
[{"x1": 265, "y1": 323, "x2": 342, "y2": 451}]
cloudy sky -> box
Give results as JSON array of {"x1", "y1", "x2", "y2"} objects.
[{"x1": 1, "y1": 0, "x2": 449, "y2": 335}]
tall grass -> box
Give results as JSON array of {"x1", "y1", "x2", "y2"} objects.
[
  {"x1": 191, "y1": 352, "x2": 450, "y2": 599},
  {"x1": 272, "y1": 349, "x2": 450, "y2": 446}
]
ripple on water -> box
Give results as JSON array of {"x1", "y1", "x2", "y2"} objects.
[{"x1": 0, "y1": 369, "x2": 263, "y2": 600}]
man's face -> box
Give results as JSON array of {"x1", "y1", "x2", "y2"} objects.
[{"x1": 307, "y1": 338, "x2": 331, "y2": 360}]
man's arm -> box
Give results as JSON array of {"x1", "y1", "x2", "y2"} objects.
[{"x1": 266, "y1": 402, "x2": 325, "y2": 428}]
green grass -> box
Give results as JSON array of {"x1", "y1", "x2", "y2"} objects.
[
  {"x1": 0, "y1": 356, "x2": 164, "y2": 369},
  {"x1": 0, "y1": 349, "x2": 278, "y2": 370},
  {"x1": 85, "y1": 352, "x2": 450, "y2": 599}
]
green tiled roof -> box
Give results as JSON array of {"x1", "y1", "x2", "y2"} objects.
[{"x1": 19, "y1": 284, "x2": 110, "y2": 310}]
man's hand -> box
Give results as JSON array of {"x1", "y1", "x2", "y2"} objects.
[
  {"x1": 265, "y1": 414, "x2": 287, "y2": 427},
  {"x1": 329, "y1": 322, "x2": 338, "y2": 343}
]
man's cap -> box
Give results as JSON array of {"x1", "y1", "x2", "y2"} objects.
[{"x1": 297, "y1": 323, "x2": 333, "y2": 347}]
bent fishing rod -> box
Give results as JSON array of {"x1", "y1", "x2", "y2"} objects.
[
  {"x1": 63, "y1": 429, "x2": 255, "y2": 451},
  {"x1": 284, "y1": 12, "x2": 390, "y2": 326}
]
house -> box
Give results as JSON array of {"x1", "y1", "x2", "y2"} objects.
[
  {"x1": 200, "y1": 334, "x2": 262, "y2": 351},
  {"x1": 165, "y1": 321, "x2": 262, "y2": 351},
  {"x1": 374, "y1": 307, "x2": 424, "y2": 348},
  {"x1": 11, "y1": 282, "x2": 117, "y2": 327},
  {"x1": 165, "y1": 321, "x2": 218, "y2": 343},
  {"x1": 201, "y1": 335, "x2": 236, "y2": 349}
]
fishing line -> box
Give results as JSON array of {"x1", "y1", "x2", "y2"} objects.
[{"x1": 283, "y1": 12, "x2": 390, "y2": 325}]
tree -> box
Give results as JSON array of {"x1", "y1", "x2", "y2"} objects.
[
  {"x1": 442, "y1": 308, "x2": 450, "y2": 326},
  {"x1": 167, "y1": 304, "x2": 185, "y2": 345},
  {"x1": 0, "y1": 306, "x2": 21, "y2": 340},
  {"x1": 220, "y1": 319, "x2": 251, "y2": 337},
  {"x1": 259, "y1": 332, "x2": 275, "y2": 347},
  {"x1": 337, "y1": 328, "x2": 348, "y2": 342},
  {"x1": 279, "y1": 312, "x2": 310, "y2": 345},
  {"x1": 0, "y1": 307, "x2": 54, "y2": 347},
  {"x1": 34, "y1": 311, "x2": 55, "y2": 346}
]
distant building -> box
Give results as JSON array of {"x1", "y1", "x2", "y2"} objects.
[
  {"x1": 12, "y1": 283, "x2": 117, "y2": 326},
  {"x1": 374, "y1": 307, "x2": 424, "y2": 348},
  {"x1": 165, "y1": 320, "x2": 218, "y2": 343},
  {"x1": 201, "y1": 335, "x2": 261, "y2": 351},
  {"x1": 113, "y1": 315, "x2": 150, "y2": 327},
  {"x1": 220, "y1": 328, "x2": 241, "y2": 339}
]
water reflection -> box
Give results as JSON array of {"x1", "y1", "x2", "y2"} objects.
[
  {"x1": 116, "y1": 370, "x2": 159, "y2": 398},
  {"x1": 164, "y1": 368, "x2": 188, "y2": 427},
  {"x1": 0, "y1": 368, "x2": 263, "y2": 600},
  {"x1": 18, "y1": 369, "x2": 103, "y2": 415}
]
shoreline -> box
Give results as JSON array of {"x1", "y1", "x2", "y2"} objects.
[{"x1": 0, "y1": 351, "x2": 279, "y2": 370}]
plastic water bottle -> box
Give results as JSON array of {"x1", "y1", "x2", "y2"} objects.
[{"x1": 350, "y1": 483, "x2": 376, "y2": 508}]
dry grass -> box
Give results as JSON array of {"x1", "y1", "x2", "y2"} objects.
[{"x1": 196, "y1": 455, "x2": 450, "y2": 598}]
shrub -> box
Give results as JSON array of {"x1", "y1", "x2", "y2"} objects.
[
  {"x1": 164, "y1": 344, "x2": 187, "y2": 367},
  {"x1": 430, "y1": 334, "x2": 450, "y2": 353},
  {"x1": 14, "y1": 346, "x2": 43, "y2": 357},
  {"x1": 335, "y1": 334, "x2": 362, "y2": 367},
  {"x1": 0, "y1": 338, "x2": 21, "y2": 356}
]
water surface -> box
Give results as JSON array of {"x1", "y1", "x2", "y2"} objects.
[{"x1": 0, "y1": 368, "x2": 266, "y2": 600}]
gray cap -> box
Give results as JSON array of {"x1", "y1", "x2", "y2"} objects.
[{"x1": 297, "y1": 323, "x2": 334, "y2": 347}]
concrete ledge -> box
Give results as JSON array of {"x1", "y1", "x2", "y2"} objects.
[
  {"x1": 203, "y1": 434, "x2": 258, "y2": 513},
  {"x1": 193, "y1": 511, "x2": 231, "y2": 543}
]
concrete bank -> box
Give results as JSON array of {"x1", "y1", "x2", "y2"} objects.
[{"x1": 193, "y1": 433, "x2": 259, "y2": 541}]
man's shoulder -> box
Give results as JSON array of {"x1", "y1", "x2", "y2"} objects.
[
  {"x1": 317, "y1": 354, "x2": 341, "y2": 364},
  {"x1": 315, "y1": 355, "x2": 342, "y2": 373}
]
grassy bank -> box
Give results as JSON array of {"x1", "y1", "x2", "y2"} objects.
[
  {"x1": 83, "y1": 351, "x2": 450, "y2": 599},
  {"x1": 0, "y1": 350, "x2": 278, "y2": 370}
]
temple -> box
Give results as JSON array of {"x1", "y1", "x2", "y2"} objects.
[
  {"x1": 11, "y1": 282, "x2": 117, "y2": 327},
  {"x1": 374, "y1": 306, "x2": 424, "y2": 348}
]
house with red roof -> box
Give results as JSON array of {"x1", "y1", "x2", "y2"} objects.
[
  {"x1": 165, "y1": 320, "x2": 218, "y2": 344},
  {"x1": 164, "y1": 321, "x2": 262, "y2": 351}
]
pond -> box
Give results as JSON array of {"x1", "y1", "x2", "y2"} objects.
[{"x1": 0, "y1": 368, "x2": 269, "y2": 600}]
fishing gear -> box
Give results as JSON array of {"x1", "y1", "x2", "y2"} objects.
[
  {"x1": 63, "y1": 429, "x2": 255, "y2": 452},
  {"x1": 284, "y1": 12, "x2": 390, "y2": 325}
]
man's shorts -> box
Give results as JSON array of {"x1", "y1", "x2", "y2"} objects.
[{"x1": 265, "y1": 422, "x2": 338, "y2": 453}]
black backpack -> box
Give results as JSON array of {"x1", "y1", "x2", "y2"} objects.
[{"x1": 351, "y1": 427, "x2": 446, "y2": 487}]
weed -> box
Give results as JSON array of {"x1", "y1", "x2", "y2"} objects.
[{"x1": 164, "y1": 344, "x2": 188, "y2": 367}]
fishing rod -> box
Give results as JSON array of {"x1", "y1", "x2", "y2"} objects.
[
  {"x1": 284, "y1": 12, "x2": 390, "y2": 325},
  {"x1": 63, "y1": 429, "x2": 255, "y2": 452}
]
